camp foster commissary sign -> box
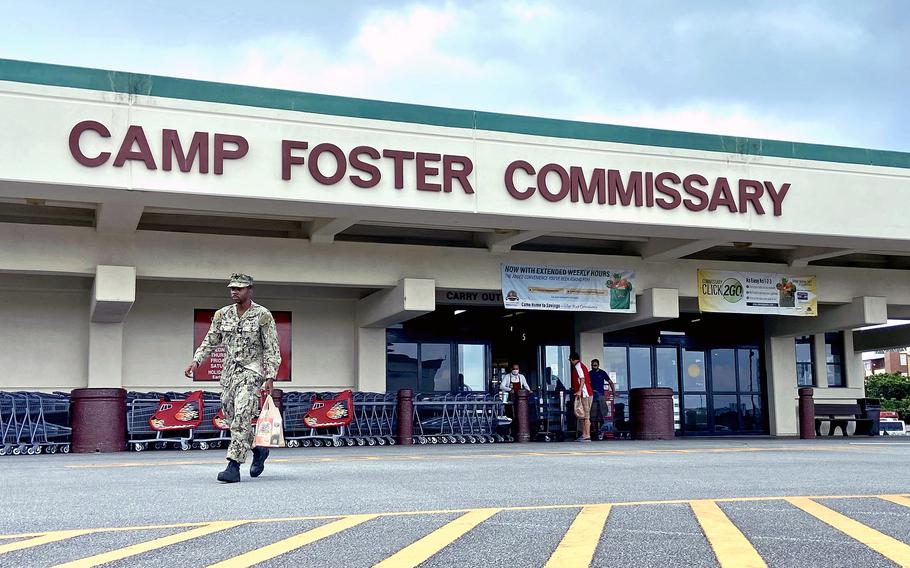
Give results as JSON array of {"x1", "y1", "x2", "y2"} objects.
[{"x1": 67, "y1": 120, "x2": 792, "y2": 216}]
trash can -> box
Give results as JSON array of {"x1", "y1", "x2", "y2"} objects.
[
  {"x1": 630, "y1": 387, "x2": 674, "y2": 440},
  {"x1": 859, "y1": 398, "x2": 881, "y2": 436}
]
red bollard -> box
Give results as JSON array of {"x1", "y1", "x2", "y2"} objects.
[
  {"x1": 70, "y1": 388, "x2": 127, "y2": 453},
  {"x1": 515, "y1": 390, "x2": 531, "y2": 443},
  {"x1": 397, "y1": 389, "x2": 413, "y2": 446},
  {"x1": 798, "y1": 387, "x2": 816, "y2": 439}
]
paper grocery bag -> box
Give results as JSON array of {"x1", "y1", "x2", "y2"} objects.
[{"x1": 254, "y1": 395, "x2": 285, "y2": 448}]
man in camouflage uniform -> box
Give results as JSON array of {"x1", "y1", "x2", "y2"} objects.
[{"x1": 185, "y1": 273, "x2": 282, "y2": 483}]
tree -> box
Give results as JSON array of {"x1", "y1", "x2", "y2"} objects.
[{"x1": 865, "y1": 373, "x2": 910, "y2": 417}]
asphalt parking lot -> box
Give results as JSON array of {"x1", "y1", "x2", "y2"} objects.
[{"x1": 1, "y1": 437, "x2": 909, "y2": 567}]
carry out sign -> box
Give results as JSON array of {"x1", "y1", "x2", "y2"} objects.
[
  {"x1": 501, "y1": 263, "x2": 636, "y2": 313},
  {"x1": 697, "y1": 269, "x2": 817, "y2": 316}
]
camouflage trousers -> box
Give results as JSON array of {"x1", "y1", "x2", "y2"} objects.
[{"x1": 220, "y1": 367, "x2": 263, "y2": 464}]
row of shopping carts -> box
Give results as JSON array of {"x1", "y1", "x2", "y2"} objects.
[
  {"x1": 127, "y1": 391, "x2": 230, "y2": 452},
  {"x1": 284, "y1": 391, "x2": 398, "y2": 447},
  {"x1": 412, "y1": 393, "x2": 510, "y2": 444},
  {"x1": 0, "y1": 392, "x2": 72, "y2": 455}
]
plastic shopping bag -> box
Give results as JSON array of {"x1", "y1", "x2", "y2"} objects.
[
  {"x1": 253, "y1": 395, "x2": 285, "y2": 448},
  {"x1": 574, "y1": 396, "x2": 586, "y2": 419}
]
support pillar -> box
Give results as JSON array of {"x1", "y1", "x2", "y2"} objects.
[{"x1": 765, "y1": 335, "x2": 798, "y2": 436}]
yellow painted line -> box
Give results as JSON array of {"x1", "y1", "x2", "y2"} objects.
[
  {"x1": 543, "y1": 505, "x2": 611, "y2": 568},
  {"x1": 787, "y1": 497, "x2": 910, "y2": 566},
  {"x1": 691, "y1": 500, "x2": 767, "y2": 568},
  {"x1": 372, "y1": 508, "x2": 500, "y2": 568},
  {"x1": 3, "y1": 494, "x2": 906, "y2": 542},
  {"x1": 880, "y1": 494, "x2": 910, "y2": 509},
  {"x1": 50, "y1": 521, "x2": 247, "y2": 568},
  {"x1": 63, "y1": 444, "x2": 873, "y2": 469},
  {"x1": 207, "y1": 515, "x2": 377, "y2": 568},
  {"x1": 0, "y1": 530, "x2": 91, "y2": 554}
]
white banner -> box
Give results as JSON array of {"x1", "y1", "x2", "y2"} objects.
[
  {"x1": 697, "y1": 269, "x2": 817, "y2": 316},
  {"x1": 501, "y1": 263, "x2": 636, "y2": 312}
]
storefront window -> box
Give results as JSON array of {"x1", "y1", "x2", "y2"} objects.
[
  {"x1": 457, "y1": 344, "x2": 486, "y2": 392},
  {"x1": 542, "y1": 345, "x2": 571, "y2": 391},
  {"x1": 603, "y1": 346, "x2": 628, "y2": 391},
  {"x1": 629, "y1": 347, "x2": 652, "y2": 389},
  {"x1": 682, "y1": 350, "x2": 706, "y2": 392},
  {"x1": 386, "y1": 342, "x2": 418, "y2": 393},
  {"x1": 738, "y1": 348, "x2": 761, "y2": 392},
  {"x1": 710, "y1": 349, "x2": 737, "y2": 392},
  {"x1": 825, "y1": 332, "x2": 845, "y2": 387},
  {"x1": 683, "y1": 394, "x2": 709, "y2": 432},
  {"x1": 420, "y1": 343, "x2": 451, "y2": 392},
  {"x1": 741, "y1": 394, "x2": 763, "y2": 431},
  {"x1": 713, "y1": 394, "x2": 740, "y2": 432},
  {"x1": 795, "y1": 336, "x2": 815, "y2": 387},
  {"x1": 655, "y1": 347, "x2": 679, "y2": 391}
]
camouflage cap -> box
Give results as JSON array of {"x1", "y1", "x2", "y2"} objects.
[{"x1": 227, "y1": 273, "x2": 254, "y2": 288}]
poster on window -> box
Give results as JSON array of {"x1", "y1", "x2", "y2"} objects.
[
  {"x1": 697, "y1": 269, "x2": 817, "y2": 316},
  {"x1": 192, "y1": 309, "x2": 292, "y2": 381},
  {"x1": 501, "y1": 263, "x2": 636, "y2": 312}
]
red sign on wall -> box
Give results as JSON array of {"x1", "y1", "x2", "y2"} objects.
[{"x1": 193, "y1": 309, "x2": 292, "y2": 382}]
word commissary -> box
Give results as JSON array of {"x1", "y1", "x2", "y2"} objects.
[{"x1": 504, "y1": 160, "x2": 790, "y2": 216}]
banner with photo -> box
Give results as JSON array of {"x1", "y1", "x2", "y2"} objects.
[
  {"x1": 697, "y1": 269, "x2": 817, "y2": 316},
  {"x1": 501, "y1": 263, "x2": 636, "y2": 313}
]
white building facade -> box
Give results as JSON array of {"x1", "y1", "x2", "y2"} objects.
[{"x1": 2, "y1": 59, "x2": 910, "y2": 436}]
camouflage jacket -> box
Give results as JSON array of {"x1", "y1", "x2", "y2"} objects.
[{"x1": 193, "y1": 302, "x2": 281, "y2": 380}]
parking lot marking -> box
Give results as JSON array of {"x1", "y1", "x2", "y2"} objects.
[
  {"x1": 880, "y1": 495, "x2": 910, "y2": 509},
  {"x1": 207, "y1": 515, "x2": 377, "y2": 568},
  {"x1": 691, "y1": 500, "x2": 767, "y2": 568},
  {"x1": 61, "y1": 444, "x2": 876, "y2": 469},
  {"x1": 543, "y1": 504, "x2": 611, "y2": 568},
  {"x1": 372, "y1": 508, "x2": 500, "y2": 568},
  {"x1": 50, "y1": 521, "x2": 248, "y2": 568},
  {"x1": 787, "y1": 497, "x2": 910, "y2": 566},
  {"x1": 0, "y1": 530, "x2": 91, "y2": 555}
]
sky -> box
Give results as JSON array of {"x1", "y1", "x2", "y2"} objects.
[{"x1": 1, "y1": 1, "x2": 908, "y2": 151}]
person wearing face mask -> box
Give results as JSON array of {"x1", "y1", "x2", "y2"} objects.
[{"x1": 500, "y1": 363, "x2": 531, "y2": 401}]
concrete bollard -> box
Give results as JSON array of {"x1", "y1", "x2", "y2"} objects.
[
  {"x1": 515, "y1": 390, "x2": 530, "y2": 443},
  {"x1": 397, "y1": 389, "x2": 413, "y2": 445},
  {"x1": 798, "y1": 387, "x2": 816, "y2": 439}
]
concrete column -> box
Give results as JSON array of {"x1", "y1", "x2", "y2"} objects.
[
  {"x1": 765, "y1": 335, "x2": 798, "y2": 436},
  {"x1": 844, "y1": 330, "x2": 865, "y2": 391},
  {"x1": 812, "y1": 333, "x2": 828, "y2": 389},
  {"x1": 357, "y1": 327, "x2": 387, "y2": 392},
  {"x1": 87, "y1": 266, "x2": 136, "y2": 389},
  {"x1": 577, "y1": 331, "x2": 604, "y2": 370},
  {"x1": 88, "y1": 323, "x2": 125, "y2": 388}
]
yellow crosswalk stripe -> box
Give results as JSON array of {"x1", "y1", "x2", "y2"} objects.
[
  {"x1": 0, "y1": 530, "x2": 91, "y2": 555},
  {"x1": 879, "y1": 494, "x2": 910, "y2": 509},
  {"x1": 787, "y1": 497, "x2": 910, "y2": 566},
  {"x1": 372, "y1": 508, "x2": 500, "y2": 568},
  {"x1": 543, "y1": 505, "x2": 611, "y2": 568},
  {"x1": 206, "y1": 515, "x2": 378, "y2": 568},
  {"x1": 50, "y1": 521, "x2": 247, "y2": 568},
  {"x1": 690, "y1": 500, "x2": 767, "y2": 568}
]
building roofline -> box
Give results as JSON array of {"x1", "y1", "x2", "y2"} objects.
[{"x1": 1, "y1": 58, "x2": 908, "y2": 169}]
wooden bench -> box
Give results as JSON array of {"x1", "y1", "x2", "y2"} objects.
[{"x1": 814, "y1": 402, "x2": 874, "y2": 436}]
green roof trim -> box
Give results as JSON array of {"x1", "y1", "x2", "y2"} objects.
[{"x1": 2, "y1": 58, "x2": 908, "y2": 169}]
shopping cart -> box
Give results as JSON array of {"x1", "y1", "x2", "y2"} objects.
[
  {"x1": 284, "y1": 390, "x2": 355, "y2": 448},
  {"x1": 531, "y1": 389, "x2": 568, "y2": 442},
  {"x1": 0, "y1": 392, "x2": 72, "y2": 455},
  {"x1": 190, "y1": 391, "x2": 231, "y2": 450},
  {"x1": 127, "y1": 391, "x2": 200, "y2": 451},
  {"x1": 413, "y1": 393, "x2": 507, "y2": 444}
]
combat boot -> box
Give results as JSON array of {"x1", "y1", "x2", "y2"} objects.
[
  {"x1": 250, "y1": 447, "x2": 269, "y2": 478},
  {"x1": 217, "y1": 459, "x2": 241, "y2": 483}
]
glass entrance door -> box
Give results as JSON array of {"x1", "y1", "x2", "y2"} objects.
[{"x1": 540, "y1": 345, "x2": 571, "y2": 393}]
